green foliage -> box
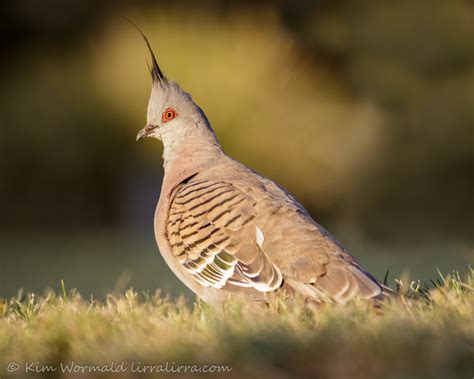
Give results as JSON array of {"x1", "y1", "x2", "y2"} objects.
[{"x1": 1, "y1": 270, "x2": 472, "y2": 379}]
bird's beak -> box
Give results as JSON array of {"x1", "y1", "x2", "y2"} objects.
[{"x1": 136, "y1": 124, "x2": 156, "y2": 141}]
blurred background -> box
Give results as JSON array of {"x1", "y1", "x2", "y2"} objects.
[{"x1": 0, "y1": 0, "x2": 472, "y2": 299}]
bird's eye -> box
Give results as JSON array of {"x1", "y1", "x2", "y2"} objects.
[{"x1": 162, "y1": 107, "x2": 177, "y2": 123}]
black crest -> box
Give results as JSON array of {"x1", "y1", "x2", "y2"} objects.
[{"x1": 125, "y1": 18, "x2": 166, "y2": 84}]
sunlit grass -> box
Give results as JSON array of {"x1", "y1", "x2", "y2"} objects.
[{"x1": 0, "y1": 269, "x2": 472, "y2": 379}]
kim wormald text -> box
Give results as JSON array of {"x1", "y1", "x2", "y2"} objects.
[{"x1": 19, "y1": 361, "x2": 232, "y2": 374}]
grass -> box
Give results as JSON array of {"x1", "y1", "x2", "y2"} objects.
[{"x1": 0, "y1": 270, "x2": 473, "y2": 379}]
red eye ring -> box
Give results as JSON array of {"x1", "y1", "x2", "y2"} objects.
[{"x1": 162, "y1": 107, "x2": 177, "y2": 123}]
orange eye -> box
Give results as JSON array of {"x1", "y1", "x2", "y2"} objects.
[{"x1": 162, "y1": 107, "x2": 177, "y2": 123}]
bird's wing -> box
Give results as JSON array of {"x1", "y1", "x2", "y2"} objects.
[
  {"x1": 166, "y1": 179, "x2": 283, "y2": 296},
  {"x1": 251, "y1": 177, "x2": 383, "y2": 303},
  {"x1": 167, "y1": 177, "x2": 382, "y2": 303}
]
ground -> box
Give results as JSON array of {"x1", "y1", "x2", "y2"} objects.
[{"x1": 0, "y1": 270, "x2": 473, "y2": 379}]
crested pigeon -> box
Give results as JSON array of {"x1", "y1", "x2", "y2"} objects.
[{"x1": 134, "y1": 28, "x2": 394, "y2": 307}]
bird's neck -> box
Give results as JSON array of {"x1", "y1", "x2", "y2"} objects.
[{"x1": 161, "y1": 125, "x2": 224, "y2": 187}]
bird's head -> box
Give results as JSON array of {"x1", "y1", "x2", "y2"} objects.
[{"x1": 133, "y1": 25, "x2": 214, "y2": 146}]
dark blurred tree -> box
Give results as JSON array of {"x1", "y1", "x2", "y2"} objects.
[
  {"x1": 280, "y1": 0, "x2": 474, "y2": 240},
  {"x1": 0, "y1": 0, "x2": 472, "y2": 242},
  {"x1": 0, "y1": 0, "x2": 107, "y2": 52},
  {"x1": 0, "y1": 66, "x2": 131, "y2": 226},
  {"x1": 0, "y1": 1, "x2": 128, "y2": 227}
]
